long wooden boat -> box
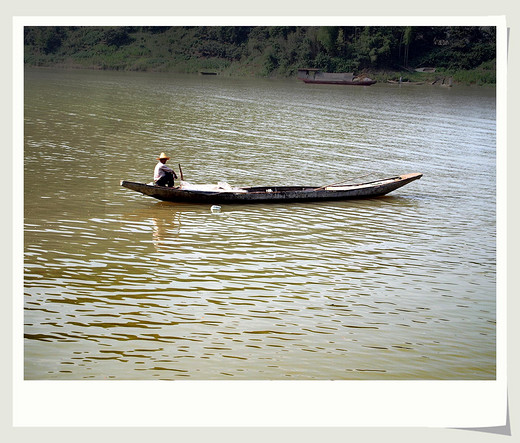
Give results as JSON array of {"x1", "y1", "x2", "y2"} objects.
[
  {"x1": 302, "y1": 78, "x2": 377, "y2": 86},
  {"x1": 297, "y1": 68, "x2": 377, "y2": 86},
  {"x1": 120, "y1": 173, "x2": 422, "y2": 204}
]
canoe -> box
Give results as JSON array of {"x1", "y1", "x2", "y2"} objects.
[{"x1": 120, "y1": 173, "x2": 422, "y2": 204}]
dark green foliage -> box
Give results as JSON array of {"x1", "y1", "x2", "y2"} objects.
[
  {"x1": 24, "y1": 26, "x2": 66, "y2": 54},
  {"x1": 141, "y1": 26, "x2": 171, "y2": 34},
  {"x1": 23, "y1": 25, "x2": 497, "y2": 83},
  {"x1": 104, "y1": 28, "x2": 134, "y2": 47}
]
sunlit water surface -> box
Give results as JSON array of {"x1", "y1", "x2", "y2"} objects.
[{"x1": 23, "y1": 68, "x2": 496, "y2": 379}]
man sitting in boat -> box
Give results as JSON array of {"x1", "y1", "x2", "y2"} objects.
[{"x1": 154, "y1": 152, "x2": 178, "y2": 187}]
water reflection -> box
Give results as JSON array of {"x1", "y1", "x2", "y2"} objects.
[{"x1": 150, "y1": 208, "x2": 182, "y2": 253}]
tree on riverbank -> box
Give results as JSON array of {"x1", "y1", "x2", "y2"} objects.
[{"x1": 23, "y1": 25, "x2": 496, "y2": 84}]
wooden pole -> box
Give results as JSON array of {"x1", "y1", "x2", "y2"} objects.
[{"x1": 315, "y1": 173, "x2": 373, "y2": 191}]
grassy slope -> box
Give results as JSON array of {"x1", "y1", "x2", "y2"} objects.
[{"x1": 24, "y1": 27, "x2": 496, "y2": 85}]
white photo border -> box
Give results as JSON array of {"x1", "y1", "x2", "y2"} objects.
[{"x1": 12, "y1": 15, "x2": 507, "y2": 428}]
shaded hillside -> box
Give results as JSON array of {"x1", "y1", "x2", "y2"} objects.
[{"x1": 23, "y1": 26, "x2": 496, "y2": 84}]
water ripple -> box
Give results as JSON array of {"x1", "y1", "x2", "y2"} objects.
[{"x1": 23, "y1": 70, "x2": 496, "y2": 380}]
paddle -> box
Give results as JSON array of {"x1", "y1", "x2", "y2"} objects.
[{"x1": 178, "y1": 164, "x2": 184, "y2": 181}]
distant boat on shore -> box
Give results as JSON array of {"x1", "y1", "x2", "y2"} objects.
[{"x1": 297, "y1": 68, "x2": 376, "y2": 86}]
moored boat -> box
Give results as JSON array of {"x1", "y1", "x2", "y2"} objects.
[
  {"x1": 120, "y1": 173, "x2": 422, "y2": 204},
  {"x1": 297, "y1": 68, "x2": 377, "y2": 86}
]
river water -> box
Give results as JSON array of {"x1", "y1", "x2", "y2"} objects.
[{"x1": 23, "y1": 68, "x2": 497, "y2": 380}]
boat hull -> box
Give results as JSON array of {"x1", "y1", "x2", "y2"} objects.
[
  {"x1": 301, "y1": 79, "x2": 377, "y2": 86},
  {"x1": 120, "y1": 173, "x2": 422, "y2": 204}
]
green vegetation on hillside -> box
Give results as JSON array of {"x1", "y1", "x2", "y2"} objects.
[{"x1": 23, "y1": 26, "x2": 497, "y2": 84}]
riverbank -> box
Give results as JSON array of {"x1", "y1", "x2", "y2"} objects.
[
  {"x1": 373, "y1": 62, "x2": 496, "y2": 86},
  {"x1": 23, "y1": 26, "x2": 496, "y2": 86},
  {"x1": 24, "y1": 62, "x2": 496, "y2": 87}
]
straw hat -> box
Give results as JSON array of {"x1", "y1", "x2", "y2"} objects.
[{"x1": 157, "y1": 152, "x2": 170, "y2": 160}]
